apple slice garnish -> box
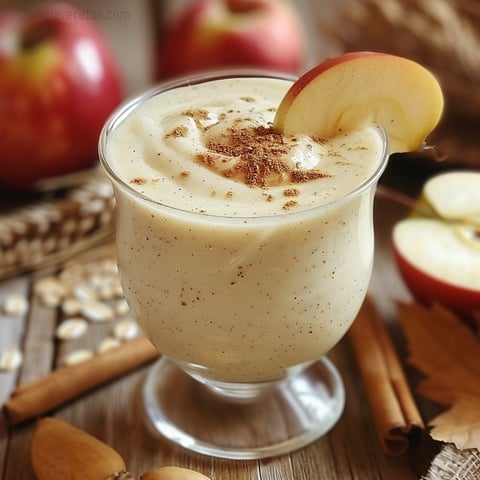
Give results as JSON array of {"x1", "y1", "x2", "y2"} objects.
[{"x1": 273, "y1": 51, "x2": 444, "y2": 153}]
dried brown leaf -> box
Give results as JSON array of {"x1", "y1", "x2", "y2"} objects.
[{"x1": 398, "y1": 302, "x2": 480, "y2": 449}]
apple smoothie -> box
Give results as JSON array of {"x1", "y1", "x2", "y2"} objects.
[{"x1": 101, "y1": 74, "x2": 387, "y2": 383}]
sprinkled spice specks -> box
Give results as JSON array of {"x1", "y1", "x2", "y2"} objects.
[
  {"x1": 131, "y1": 177, "x2": 147, "y2": 185},
  {"x1": 166, "y1": 126, "x2": 188, "y2": 138},
  {"x1": 282, "y1": 200, "x2": 298, "y2": 210},
  {"x1": 204, "y1": 126, "x2": 330, "y2": 189}
]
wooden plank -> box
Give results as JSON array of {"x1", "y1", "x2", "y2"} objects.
[{"x1": 0, "y1": 275, "x2": 31, "y2": 479}]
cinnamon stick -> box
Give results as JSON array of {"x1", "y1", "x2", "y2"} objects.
[
  {"x1": 348, "y1": 294, "x2": 424, "y2": 455},
  {"x1": 3, "y1": 335, "x2": 159, "y2": 426}
]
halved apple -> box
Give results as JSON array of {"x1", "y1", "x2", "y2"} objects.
[
  {"x1": 273, "y1": 51, "x2": 444, "y2": 153},
  {"x1": 392, "y1": 171, "x2": 480, "y2": 326}
]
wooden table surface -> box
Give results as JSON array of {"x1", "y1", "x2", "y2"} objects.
[{"x1": 0, "y1": 159, "x2": 445, "y2": 480}]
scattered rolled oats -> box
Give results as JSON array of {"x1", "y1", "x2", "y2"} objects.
[{"x1": 29, "y1": 256, "x2": 139, "y2": 366}]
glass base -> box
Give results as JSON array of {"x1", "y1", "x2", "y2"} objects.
[{"x1": 142, "y1": 357, "x2": 345, "y2": 459}]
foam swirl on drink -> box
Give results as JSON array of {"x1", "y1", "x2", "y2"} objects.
[{"x1": 108, "y1": 77, "x2": 384, "y2": 217}]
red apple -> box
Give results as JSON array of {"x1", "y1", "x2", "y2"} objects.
[
  {"x1": 392, "y1": 171, "x2": 480, "y2": 325},
  {"x1": 156, "y1": 0, "x2": 306, "y2": 79},
  {"x1": 273, "y1": 51, "x2": 444, "y2": 154},
  {"x1": 0, "y1": 3, "x2": 123, "y2": 191}
]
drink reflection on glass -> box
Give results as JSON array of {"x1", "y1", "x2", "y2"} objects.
[{"x1": 98, "y1": 70, "x2": 389, "y2": 459}]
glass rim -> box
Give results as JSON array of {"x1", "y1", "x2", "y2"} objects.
[{"x1": 98, "y1": 68, "x2": 390, "y2": 224}]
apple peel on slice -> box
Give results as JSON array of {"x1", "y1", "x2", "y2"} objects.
[{"x1": 273, "y1": 51, "x2": 444, "y2": 154}]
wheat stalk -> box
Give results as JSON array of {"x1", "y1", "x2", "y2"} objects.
[
  {"x1": 0, "y1": 172, "x2": 115, "y2": 279},
  {"x1": 324, "y1": 0, "x2": 480, "y2": 118},
  {"x1": 318, "y1": 0, "x2": 480, "y2": 168}
]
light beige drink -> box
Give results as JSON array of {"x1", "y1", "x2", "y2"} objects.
[{"x1": 102, "y1": 75, "x2": 387, "y2": 383}]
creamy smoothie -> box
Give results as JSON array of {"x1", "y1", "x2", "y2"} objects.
[{"x1": 101, "y1": 75, "x2": 387, "y2": 383}]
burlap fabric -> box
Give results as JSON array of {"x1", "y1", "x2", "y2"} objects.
[{"x1": 423, "y1": 445, "x2": 480, "y2": 480}]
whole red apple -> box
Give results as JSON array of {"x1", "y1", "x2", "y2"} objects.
[
  {"x1": 0, "y1": 3, "x2": 123, "y2": 191},
  {"x1": 156, "y1": 0, "x2": 306, "y2": 79}
]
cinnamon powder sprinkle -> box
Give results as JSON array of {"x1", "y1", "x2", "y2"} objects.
[
  {"x1": 182, "y1": 109, "x2": 209, "y2": 121},
  {"x1": 283, "y1": 188, "x2": 299, "y2": 197},
  {"x1": 206, "y1": 126, "x2": 328, "y2": 188},
  {"x1": 131, "y1": 177, "x2": 147, "y2": 185},
  {"x1": 182, "y1": 109, "x2": 210, "y2": 130},
  {"x1": 166, "y1": 125, "x2": 188, "y2": 138},
  {"x1": 195, "y1": 153, "x2": 216, "y2": 167},
  {"x1": 291, "y1": 170, "x2": 331, "y2": 183},
  {"x1": 283, "y1": 200, "x2": 298, "y2": 210}
]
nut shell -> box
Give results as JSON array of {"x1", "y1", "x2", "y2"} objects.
[
  {"x1": 141, "y1": 466, "x2": 211, "y2": 480},
  {"x1": 31, "y1": 417, "x2": 130, "y2": 480}
]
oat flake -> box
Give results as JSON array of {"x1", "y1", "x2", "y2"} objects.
[
  {"x1": 56, "y1": 318, "x2": 89, "y2": 340},
  {"x1": 0, "y1": 347, "x2": 23, "y2": 371},
  {"x1": 3, "y1": 294, "x2": 29, "y2": 316},
  {"x1": 61, "y1": 298, "x2": 82, "y2": 316},
  {"x1": 97, "y1": 336, "x2": 121, "y2": 353},
  {"x1": 113, "y1": 319, "x2": 139, "y2": 341},
  {"x1": 81, "y1": 301, "x2": 115, "y2": 322},
  {"x1": 62, "y1": 349, "x2": 94, "y2": 366},
  {"x1": 72, "y1": 284, "x2": 97, "y2": 303},
  {"x1": 115, "y1": 299, "x2": 130, "y2": 316}
]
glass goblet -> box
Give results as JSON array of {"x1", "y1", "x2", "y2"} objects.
[{"x1": 98, "y1": 70, "x2": 389, "y2": 459}]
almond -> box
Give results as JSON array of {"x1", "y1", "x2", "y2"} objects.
[
  {"x1": 141, "y1": 466, "x2": 211, "y2": 480},
  {"x1": 31, "y1": 417, "x2": 132, "y2": 480}
]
